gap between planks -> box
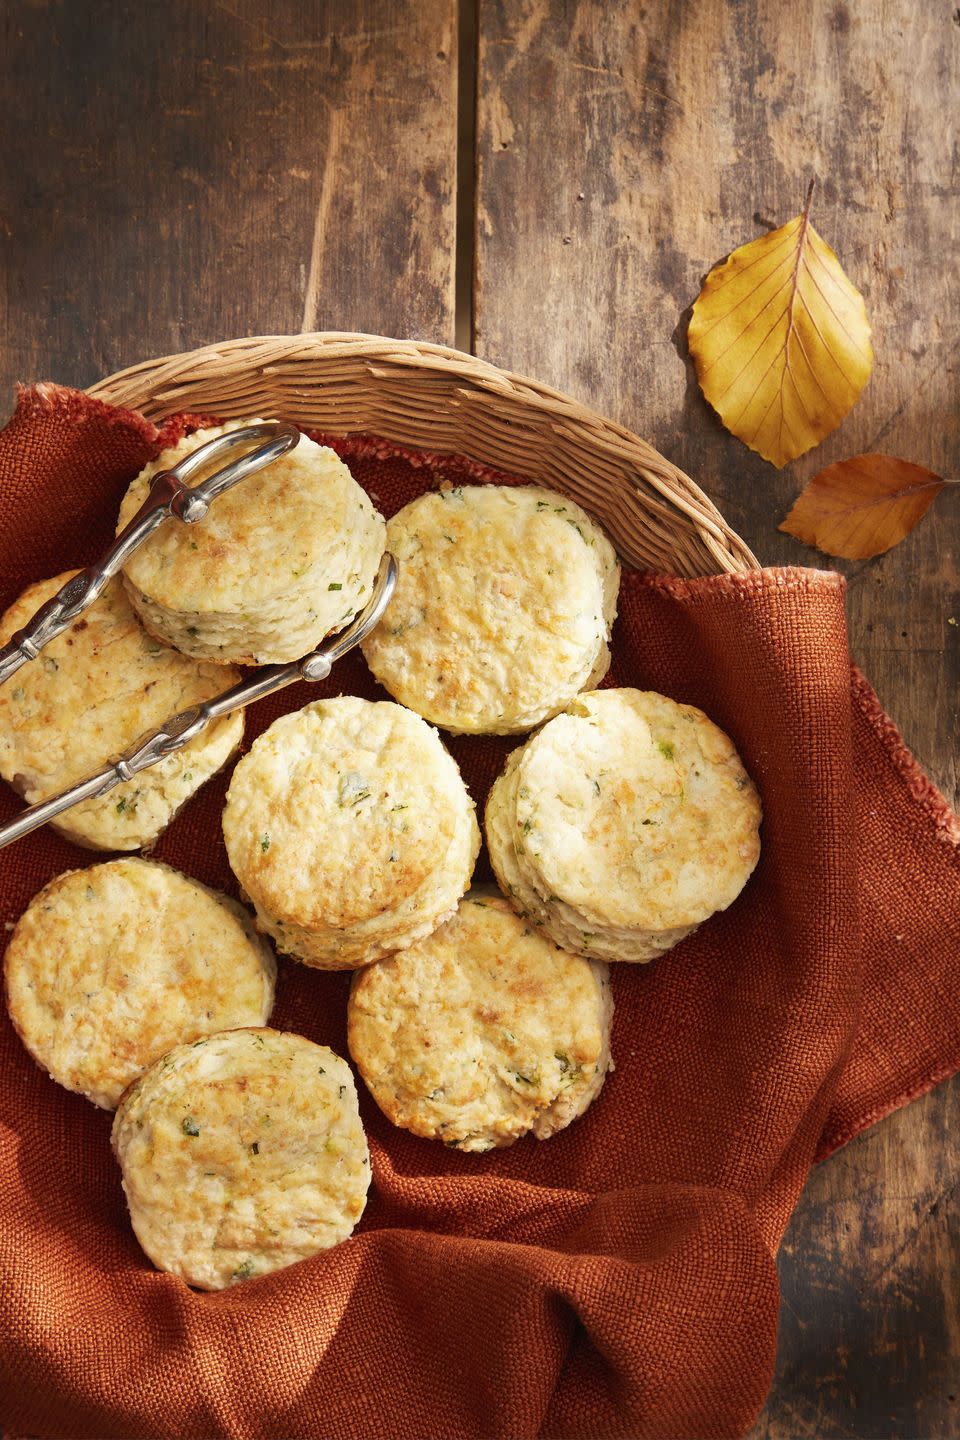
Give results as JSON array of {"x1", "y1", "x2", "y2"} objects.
[{"x1": 455, "y1": 0, "x2": 478, "y2": 353}]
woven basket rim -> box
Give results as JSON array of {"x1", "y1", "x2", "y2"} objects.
[{"x1": 88, "y1": 331, "x2": 759, "y2": 577}]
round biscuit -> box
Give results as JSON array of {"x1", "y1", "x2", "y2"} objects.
[
  {"x1": 347, "y1": 888, "x2": 613, "y2": 1151},
  {"x1": 111, "y1": 1028, "x2": 369, "y2": 1289},
  {"x1": 222, "y1": 696, "x2": 480, "y2": 969},
  {"x1": 485, "y1": 747, "x2": 695, "y2": 962},
  {"x1": 4, "y1": 859, "x2": 276, "y2": 1109},
  {"x1": 485, "y1": 689, "x2": 761, "y2": 961},
  {"x1": 0, "y1": 572, "x2": 243, "y2": 850},
  {"x1": 360, "y1": 485, "x2": 620, "y2": 734},
  {"x1": 515, "y1": 690, "x2": 762, "y2": 928},
  {"x1": 117, "y1": 423, "x2": 386, "y2": 665}
]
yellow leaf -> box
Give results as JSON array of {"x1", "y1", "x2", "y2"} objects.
[
  {"x1": 779, "y1": 454, "x2": 945, "y2": 560},
  {"x1": 688, "y1": 185, "x2": 873, "y2": 468}
]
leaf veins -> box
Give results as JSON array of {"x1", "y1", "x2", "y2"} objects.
[
  {"x1": 688, "y1": 181, "x2": 874, "y2": 468},
  {"x1": 779, "y1": 453, "x2": 948, "y2": 559}
]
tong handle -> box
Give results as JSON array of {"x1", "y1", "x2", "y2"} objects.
[
  {"x1": 0, "y1": 420, "x2": 300, "y2": 687},
  {"x1": 0, "y1": 553, "x2": 398, "y2": 852},
  {"x1": 115, "y1": 652, "x2": 337, "y2": 777}
]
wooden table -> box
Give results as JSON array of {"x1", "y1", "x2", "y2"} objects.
[{"x1": 1, "y1": 2, "x2": 957, "y2": 1433}]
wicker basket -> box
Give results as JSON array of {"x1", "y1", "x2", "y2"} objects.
[{"x1": 89, "y1": 332, "x2": 758, "y2": 579}]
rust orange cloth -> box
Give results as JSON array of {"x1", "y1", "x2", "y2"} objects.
[{"x1": 0, "y1": 385, "x2": 958, "y2": 1440}]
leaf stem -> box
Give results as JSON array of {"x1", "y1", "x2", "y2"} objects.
[{"x1": 803, "y1": 177, "x2": 817, "y2": 219}]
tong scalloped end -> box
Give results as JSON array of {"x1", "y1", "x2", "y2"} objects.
[
  {"x1": 0, "y1": 421, "x2": 299, "y2": 687},
  {"x1": 0, "y1": 422, "x2": 397, "y2": 851}
]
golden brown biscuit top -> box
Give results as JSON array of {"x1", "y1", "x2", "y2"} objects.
[
  {"x1": 348, "y1": 889, "x2": 610, "y2": 1150},
  {"x1": 223, "y1": 696, "x2": 476, "y2": 931},
  {"x1": 118, "y1": 424, "x2": 378, "y2": 612},
  {"x1": 0, "y1": 570, "x2": 241, "y2": 801},
  {"x1": 514, "y1": 689, "x2": 762, "y2": 930},
  {"x1": 112, "y1": 1027, "x2": 369, "y2": 1289},
  {"x1": 361, "y1": 485, "x2": 619, "y2": 732},
  {"x1": 4, "y1": 859, "x2": 275, "y2": 1109}
]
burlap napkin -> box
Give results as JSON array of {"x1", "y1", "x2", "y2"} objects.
[{"x1": 1, "y1": 385, "x2": 958, "y2": 1440}]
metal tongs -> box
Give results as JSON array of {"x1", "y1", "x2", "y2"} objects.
[
  {"x1": 0, "y1": 422, "x2": 397, "y2": 851},
  {"x1": 0, "y1": 421, "x2": 300, "y2": 686}
]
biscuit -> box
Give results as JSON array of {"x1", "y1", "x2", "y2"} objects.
[
  {"x1": 486, "y1": 689, "x2": 762, "y2": 962},
  {"x1": 486, "y1": 760, "x2": 695, "y2": 962},
  {"x1": 117, "y1": 423, "x2": 386, "y2": 665},
  {"x1": 111, "y1": 1028, "x2": 369, "y2": 1289},
  {"x1": 0, "y1": 572, "x2": 243, "y2": 850},
  {"x1": 222, "y1": 696, "x2": 480, "y2": 969},
  {"x1": 361, "y1": 485, "x2": 620, "y2": 734},
  {"x1": 4, "y1": 859, "x2": 276, "y2": 1110},
  {"x1": 347, "y1": 888, "x2": 613, "y2": 1150}
]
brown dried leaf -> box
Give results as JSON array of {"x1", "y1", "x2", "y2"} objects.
[
  {"x1": 688, "y1": 183, "x2": 873, "y2": 468},
  {"x1": 779, "y1": 454, "x2": 946, "y2": 560}
]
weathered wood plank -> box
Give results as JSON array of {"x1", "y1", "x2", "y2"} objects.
[
  {"x1": 475, "y1": 1, "x2": 959, "y2": 1433},
  {"x1": 0, "y1": 0, "x2": 458, "y2": 417},
  {"x1": 753, "y1": 1084, "x2": 960, "y2": 1437},
  {"x1": 475, "y1": 0, "x2": 958, "y2": 788}
]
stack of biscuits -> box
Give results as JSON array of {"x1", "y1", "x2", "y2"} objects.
[
  {"x1": 5, "y1": 857, "x2": 277, "y2": 1110},
  {"x1": 0, "y1": 572, "x2": 245, "y2": 850},
  {"x1": 485, "y1": 689, "x2": 762, "y2": 963},
  {"x1": 118, "y1": 422, "x2": 386, "y2": 665},
  {"x1": 222, "y1": 696, "x2": 481, "y2": 970},
  {"x1": 361, "y1": 484, "x2": 620, "y2": 734},
  {"x1": 347, "y1": 889, "x2": 614, "y2": 1152},
  {"x1": 112, "y1": 1028, "x2": 370, "y2": 1291}
]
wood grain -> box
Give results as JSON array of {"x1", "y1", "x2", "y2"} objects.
[
  {"x1": 0, "y1": 0, "x2": 458, "y2": 418},
  {"x1": 475, "y1": 1, "x2": 959, "y2": 1433},
  {"x1": 755, "y1": 1084, "x2": 960, "y2": 1437}
]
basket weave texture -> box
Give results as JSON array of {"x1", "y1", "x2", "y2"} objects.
[{"x1": 89, "y1": 332, "x2": 759, "y2": 579}]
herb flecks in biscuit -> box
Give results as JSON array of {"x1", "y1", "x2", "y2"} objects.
[
  {"x1": 0, "y1": 572, "x2": 243, "y2": 851},
  {"x1": 223, "y1": 697, "x2": 480, "y2": 970},
  {"x1": 361, "y1": 484, "x2": 620, "y2": 734},
  {"x1": 486, "y1": 689, "x2": 762, "y2": 963},
  {"x1": 348, "y1": 889, "x2": 613, "y2": 1149},
  {"x1": 111, "y1": 1029, "x2": 369, "y2": 1289},
  {"x1": 118, "y1": 423, "x2": 385, "y2": 666},
  {"x1": 5, "y1": 859, "x2": 276, "y2": 1109}
]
